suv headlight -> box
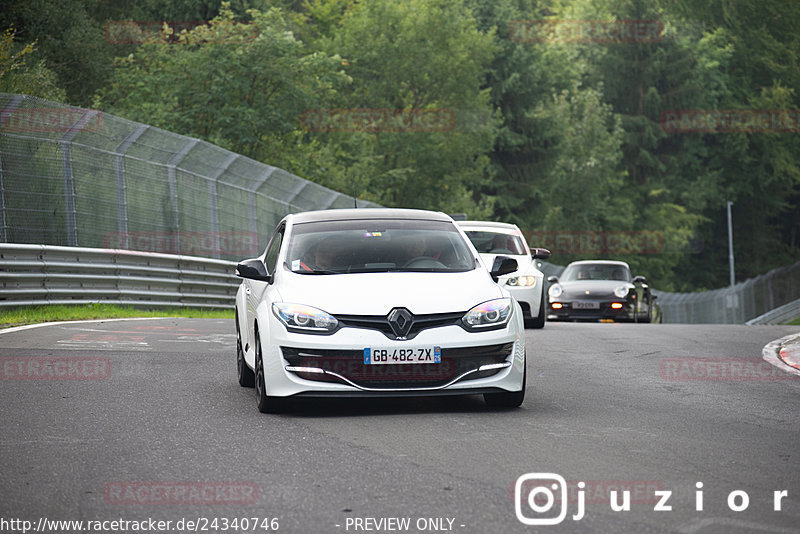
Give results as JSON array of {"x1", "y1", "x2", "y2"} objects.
[
  {"x1": 548, "y1": 284, "x2": 563, "y2": 298},
  {"x1": 614, "y1": 285, "x2": 630, "y2": 299},
  {"x1": 507, "y1": 275, "x2": 536, "y2": 287},
  {"x1": 461, "y1": 298, "x2": 513, "y2": 331},
  {"x1": 272, "y1": 303, "x2": 338, "y2": 334}
]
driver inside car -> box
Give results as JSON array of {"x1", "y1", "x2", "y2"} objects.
[{"x1": 298, "y1": 239, "x2": 340, "y2": 272}]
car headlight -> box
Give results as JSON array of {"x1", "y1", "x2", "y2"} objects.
[
  {"x1": 272, "y1": 303, "x2": 338, "y2": 333},
  {"x1": 507, "y1": 275, "x2": 536, "y2": 287},
  {"x1": 614, "y1": 285, "x2": 630, "y2": 299},
  {"x1": 461, "y1": 298, "x2": 513, "y2": 331},
  {"x1": 548, "y1": 284, "x2": 563, "y2": 298}
]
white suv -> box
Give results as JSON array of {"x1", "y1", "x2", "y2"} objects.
[{"x1": 457, "y1": 221, "x2": 550, "y2": 328}]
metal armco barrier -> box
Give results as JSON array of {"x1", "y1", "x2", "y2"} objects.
[{"x1": 0, "y1": 244, "x2": 238, "y2": 309}]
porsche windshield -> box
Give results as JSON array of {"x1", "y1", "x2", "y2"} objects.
[
  {"x1": 561, "y1": 264, "x2": 632, "y2": 282},
  {"x1": 285, "y1": 219, "x2": 476, "y2": 274}
]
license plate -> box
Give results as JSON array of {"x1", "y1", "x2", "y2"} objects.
[
  {"x1": 364, "y1": 346, "x2": 441, "y2": 365},
  {"x1": 573, "y1": 301, "x2": 600, "y2": 309}
]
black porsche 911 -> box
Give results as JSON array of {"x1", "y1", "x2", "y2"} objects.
[{"x1": 546, "y1": 260, "x2": 661, "y2": 323}]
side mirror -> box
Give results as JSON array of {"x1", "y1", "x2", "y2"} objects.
[
  {"x1": 531, "y1": 247, "x2": 551, "y2": 260},
  {"x1": 547, "y1": 275, "x2": 559, "y2": 283},
  {"x1": 632, "y1": 275, "x2": 647, "y2": 284},
  {"x1": 236, "y1": 258, "x2": 273, "y2": 283},
  {"x1": 490, "y1": 256, "x2": 518, "y2": 282}
]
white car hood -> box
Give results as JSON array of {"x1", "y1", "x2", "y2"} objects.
[{"x1": 276, "y1": 268, "x2": 505, "y2": 315}]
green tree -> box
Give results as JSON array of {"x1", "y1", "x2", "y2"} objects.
[
  {"x1": 0, "y1": 0, "x2": 113, "y2": 105},
  {"x1": 465, "y1": 0, "x2": 587, "y2": 230},
  {"x1": 664, "y1": 0, "x2": 800, "y2": 285},
  {"x1": 0, "y1": 27, "x2": 66, "y2": 101},
  {"x1": 97, "y1": 5, "x2": 350, "y2": 171},
  {"x1": 322, "y1": 0, "x2": 500, "y2": 216}
]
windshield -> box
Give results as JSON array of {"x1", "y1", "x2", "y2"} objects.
[
  {"x1": 285, "y1": 219, "x2": 476, "y2": 274},
  {"x1": 561, "y1": 263, "x2": 631, "y2": 282},
  {"x1": 464, "y1": 230, "x2": 527, "y2": 255}
]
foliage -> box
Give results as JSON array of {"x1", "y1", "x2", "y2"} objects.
[
  {"x1": 0, "y1": 304, "x2": 233, "y2": 328},
  {"x1": 7, "y1": 0, "x2": 799, "y2": 291},
  {"x1": 0, "y1": 0, "x2": 113, "y2": 105},
  {"x1": 0, "y1": 26, "x2": 65, "y2": 101}
]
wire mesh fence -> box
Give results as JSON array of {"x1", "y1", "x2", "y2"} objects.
[
  {"x1": 540, "y1": 260, "x2": 800, "y2": 324},
  {"x1": 0, "y1": 93, "x2": 378, "y2": 261},
  {"x1": 654, "y1": 260, "x2": 800, "y2": 324},
  {"x1": 2, "y1": 94, "x2": 798, "y2": 322}
]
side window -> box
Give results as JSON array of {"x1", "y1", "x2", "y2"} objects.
[{"x1": 263, "y1": 228, "x2": 284, "y2": 274}]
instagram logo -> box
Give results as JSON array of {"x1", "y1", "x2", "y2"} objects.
[{"x1": 515, "y1": 473, "x2": 572, "y2": 525}]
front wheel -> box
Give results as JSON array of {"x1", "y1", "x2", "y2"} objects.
[
  {"x1": 236, "y1": 311, "x2": 254, "y2": 387},
  {"x1": 484, "y1": 361, "x2": 526, "y2": 408},
  {"x1": 527, "y1": 285, "x2": 546, "y2": 329},
  {"x1": 254, "y1": 330, "x2": 288, "y2": 414}
]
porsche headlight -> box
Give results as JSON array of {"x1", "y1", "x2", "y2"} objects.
[
  {"x1": 507, "y1": 275, "x2": 536, "y2": 287},
  {"x1": 272, "y1": 303, "x2": 338, "y2": 333},
  {"x1": 548, "y1": 284, "x2": 563, "y2": 298},
  {"x1": 462, "y1": 298, "x2": 512, "y2": 331},
  {"x1": 614, "y1": 285, "x2": 630, "y2": 299}
]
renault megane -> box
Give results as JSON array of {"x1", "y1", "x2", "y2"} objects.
[{"x1": 234, "y1": 208, "x2": 528, "y2": 412}]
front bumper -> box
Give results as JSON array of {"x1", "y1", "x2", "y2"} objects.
[
  {"x1": 259, "y1": 311, "x2": 525, "y2": 398},
  {"x1": 547, "y1": 300, "x2": 633, "y2": 321},
  {"x1": 504, "y1": 283, "x2": 542, "y2": 319}
]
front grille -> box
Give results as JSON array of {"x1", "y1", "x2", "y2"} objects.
[
  {"x1": 335, "y1": 311, "x2": 464, "y2": 340},
  {"x1": 282, "y1": 343, "x2": 513, "y2": 389}
]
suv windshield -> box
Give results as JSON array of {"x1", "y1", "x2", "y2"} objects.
[
  {"x1": 285, "y1": 219, "x2": 476, "y2": 274},
  {"x1": 561, "y1": 264, "x2": 631, "y2": 282},
  {"x1": 464, "y1": 230, "x2": 527, "y2": 255}
]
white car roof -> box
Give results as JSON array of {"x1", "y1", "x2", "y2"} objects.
[
  {"x1": 566, "y1": 260, "x2": 631, "y2": 268},
  {"x1": 456, "y1": 220, "x2": 522, "y2": 235},
  {"x1": 289, "y1": 208, "x2": 452, "y2": 224}
]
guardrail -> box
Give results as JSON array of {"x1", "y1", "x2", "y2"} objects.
[
  {"x1": 746, "y1": 298, "x2": 800, "y2": 325},
  {"x1": 0, "y1": 244, "x2": 239, "y2": 309}
]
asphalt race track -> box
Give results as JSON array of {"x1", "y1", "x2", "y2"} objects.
[{"x1": 1, "y1": 318, "x2": 799, "y2": 534}]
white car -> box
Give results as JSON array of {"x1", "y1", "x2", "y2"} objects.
[
  {"x1": 234, "y1": 208, "x2": 527, "y2": 413},
  {"x1": 457, "y1": 221, "x2": 551, "y2": 329}
]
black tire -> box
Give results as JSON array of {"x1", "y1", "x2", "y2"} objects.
[
  {"x1": 236, "y1": 311, "x2": 255, "y2": 387},
  {"x1": 484, "y1": 360, "x2": 526, "y2": 408},
  {"x1": 526, "y1": 285, "x2": 546, "y2": 329},
  {"x1": 254, "y1": 330, "x2": 288, "y2": 414}
]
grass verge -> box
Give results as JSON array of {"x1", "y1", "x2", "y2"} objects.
[
  {"x1": 0, "y1": 304, "x2": 234, "y2": 329},
  {"x1": 786, "y1": 317, "x2": 800, "y2": 326}
]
